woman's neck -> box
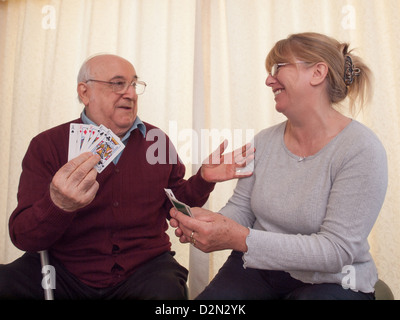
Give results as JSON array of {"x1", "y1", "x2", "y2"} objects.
[{"x1": 284, "y1": 108, "x2": 351, "y2": 158}]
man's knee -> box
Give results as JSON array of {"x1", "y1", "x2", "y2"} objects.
[
  {"x1": 115, "y1": 252, "x2": 188, "y2": 300},
  {"x1": 0, "y1": 264, "x2": 17, "y2": 298},
  {"x1": 149, "y1": 252, "x2": 188, "y2": 299},
  {"x1": 0, "y1": 252, "x2": 43, "y2": 299},
  {"x1": 147, "y1": 273, "x2": 188, "y2": 299}
]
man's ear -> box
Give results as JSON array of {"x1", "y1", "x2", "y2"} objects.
[
  {"x1": 310, "y1": 62, "x2": 329, "y2": 86},
  {"x1": 77, "y1": 82, "x2": 89, "y2": 105}
]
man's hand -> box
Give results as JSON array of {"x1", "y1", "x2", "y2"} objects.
[
  {"x1": 50, "y1": 152, "x2": 101, "y2": 212},
  {"x1": 201, "y1": 139, "x2": 255, "y2": 183}
]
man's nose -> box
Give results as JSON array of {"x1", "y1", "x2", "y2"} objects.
[{"x1": 123, "y1": 83, "x2": 138, "y2": 98}]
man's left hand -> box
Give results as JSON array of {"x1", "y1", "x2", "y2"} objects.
[{"x1": 200, "y1": 140, "x2": 255, "y2": 183}]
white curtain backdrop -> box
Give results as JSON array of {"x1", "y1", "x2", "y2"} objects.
[{"x1": 1, "y1": 0, "x2": 399, "y2": 299}]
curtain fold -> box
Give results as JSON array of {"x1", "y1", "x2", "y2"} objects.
[{"x1": 1, "y1": 0, "x2": 399, "y2": 299}]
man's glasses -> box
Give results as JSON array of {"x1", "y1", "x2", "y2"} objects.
[
  {"x1": 86, "y1": 79, "x2": 147, "y2": 95},
  {"x1": 270, "y1": 61, "x2": 308, "y2": 77}
]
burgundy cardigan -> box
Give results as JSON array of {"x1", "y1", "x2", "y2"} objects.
[{"x1": 9, "y1": 119, "x2": 215, "y2": 287}]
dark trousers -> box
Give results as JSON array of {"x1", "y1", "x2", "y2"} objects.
[
  {"x1": 0, "y1": 251, "x2": 188, "y2": 300},
  {"x1": 196, "y1": 251, "x2": 375, "y2": 300}
]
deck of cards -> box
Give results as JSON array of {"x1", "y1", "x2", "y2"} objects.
[
  {"x1": 68, "y1": 123, "x2": 125, "y2": 173},
  {"x1": 165, "y1": 188, "x2": 193, "y2": 217}
]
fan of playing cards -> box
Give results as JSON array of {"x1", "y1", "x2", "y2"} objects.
[{"x1": 68, "y1": 123, "x2": 125, "y2": 173}]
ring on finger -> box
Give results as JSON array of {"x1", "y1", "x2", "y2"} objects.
[{"x1": 190, "y1": 231, "x2": 196, "y2": 246}]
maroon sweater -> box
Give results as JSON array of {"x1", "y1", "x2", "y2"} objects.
[{"x1": 9, "y1": 119, "x2": 215, "y2": 287}]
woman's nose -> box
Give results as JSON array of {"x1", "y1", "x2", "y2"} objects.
[{"x1": 265, "y1": 74, "x2": 276, "y2": 87}]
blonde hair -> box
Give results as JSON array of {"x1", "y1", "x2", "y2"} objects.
[{"x1": 265, "y1": 32, "x2": 373, "y2": 116}]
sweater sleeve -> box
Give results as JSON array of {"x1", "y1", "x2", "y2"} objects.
[{"x1": 9, "y1": 127, "x2": 77, "y2": 252}]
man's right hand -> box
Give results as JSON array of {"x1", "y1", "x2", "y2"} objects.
[{"x1": 50, "y1": 152, "x2": 101, "y2": 212}]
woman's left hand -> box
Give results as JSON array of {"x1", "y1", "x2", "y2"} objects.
[{"x1": 169, "y1": 207, "x2": 249, "y2": 253}]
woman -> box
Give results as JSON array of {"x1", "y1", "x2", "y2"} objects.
[{"x1": 170, "y1": 32, "x2": 388, "y2": 300}]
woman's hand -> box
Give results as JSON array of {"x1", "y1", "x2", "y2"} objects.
[{"x1": 169, "y1": 207, "x2": 249, "y2": 253}]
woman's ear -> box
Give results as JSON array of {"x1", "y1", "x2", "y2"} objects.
[
  {"x1": 310, "y1": 62, "x2": 329, "y2": 86},
  {"x1": 77, "y1": 82, "x2": 90, "y2": 105}
]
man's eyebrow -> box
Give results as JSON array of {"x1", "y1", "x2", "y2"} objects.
[{"x1": 110, "y1": 75, "x2": 139, "y2": 81}]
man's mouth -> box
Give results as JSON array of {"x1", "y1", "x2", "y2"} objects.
[{"x1": 117, "y1": 106, "x2": 132, "y2": 110}]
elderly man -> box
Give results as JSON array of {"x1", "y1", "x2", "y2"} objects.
[{"x1": 0, "y1": 54, "x2": 253, "y2": 299}]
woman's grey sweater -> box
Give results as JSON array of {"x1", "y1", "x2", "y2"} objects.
[{"x1": 220, "y1": 120, "x2": 388, "y2": 293}]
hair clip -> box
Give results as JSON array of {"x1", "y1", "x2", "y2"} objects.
[{"x1": 344, "y1": 55, "x2": 361, "y2": 86}]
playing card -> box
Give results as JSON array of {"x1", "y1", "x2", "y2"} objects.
[
  {"x1": 87, "y1": 128, "x2": 124, "y2": 173},
  {"x1": 164, "y1": 188, "x2": 193, "y2": 217},
  {"x1": 81, "y1": 125, "x2": 98, "y2": 152},
  {"x1": 78, "y1": 124, "x2": 90, "y2": 154},
  {"x1": 85, "y1": 125, "x2": 108, "y2": 152},
  {"x1": 68, "y1": 123, "x2": 125, "y2": 173},
  {"x1": 68, "y1": 123, "x2": 79, "y2": 161}
]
